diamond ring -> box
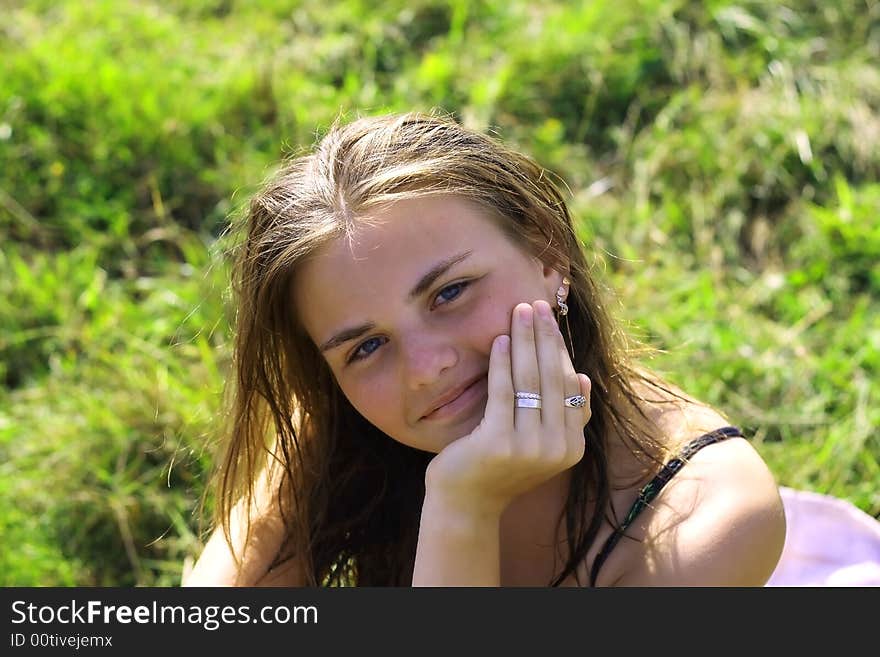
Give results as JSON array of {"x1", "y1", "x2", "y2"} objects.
[
  {"x1": 514, "y1": 397, "x2": 542, "y2": 409},
  {"x1": 514, "y1": 391, "x2": 542, "y2": 409}
]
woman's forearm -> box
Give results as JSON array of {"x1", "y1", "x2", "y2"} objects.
[{"x1": 412, "y1": 489, "x2": 502, "y2": 586}]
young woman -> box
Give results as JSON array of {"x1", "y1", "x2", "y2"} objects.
[{"x1": 184, "y1": 112, "x2": 786, "y2": 587}]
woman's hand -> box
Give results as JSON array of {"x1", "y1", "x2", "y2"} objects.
[{"x1": 423, "y1": 299, "x2": 591, "y2": 518}]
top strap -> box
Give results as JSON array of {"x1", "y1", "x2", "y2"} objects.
[{"x1": 588, "y1": 426, "x2": 744, "y2": 586}]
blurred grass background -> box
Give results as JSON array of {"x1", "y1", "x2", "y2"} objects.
[{"x1": 1, "y1": 0, "x2": 877, "y2": 586}]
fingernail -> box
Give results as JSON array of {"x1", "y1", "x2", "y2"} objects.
[{"x1": 535, "y1": 300, "x2": 552, "y2": 320}]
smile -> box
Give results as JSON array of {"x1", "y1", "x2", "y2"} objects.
[{"x1": 420, "y1": 376, "x2": 488, "y2": 422}]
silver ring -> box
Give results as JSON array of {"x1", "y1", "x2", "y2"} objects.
[
  {"x1": 514, "y1": 391, "x2": 541, "y2": 400},
  {"x1": 514, "y1": 397, "x2": 542, "y2": 409},
  {"x1": 564, "y1": 395, "x2": 587, "y2": 409}
]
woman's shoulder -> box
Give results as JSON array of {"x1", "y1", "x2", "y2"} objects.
[
  {"x1": 598, "y1": 378, "x2": 786, "y2": 586},
  {"x1": 183, "y1": 442, "x2": 309, "y2": 587},
  {"x1": 627, "y1": 372, "x2": 734, "y2": 453}
]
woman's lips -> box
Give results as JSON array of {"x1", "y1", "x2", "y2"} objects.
[{"x1": 421, "y1": 376, "x2": 487, "y2": 422}]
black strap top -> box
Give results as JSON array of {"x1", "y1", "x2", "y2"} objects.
[{"x1": 588, "y1": 425, "x2": 744, "y2": 586}]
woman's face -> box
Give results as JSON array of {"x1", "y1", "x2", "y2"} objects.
[{"x1": 293, "y1": 194, "x2": 563, "y2": 453}]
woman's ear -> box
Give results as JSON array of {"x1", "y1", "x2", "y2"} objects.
[{"x1": 541, "y1": 263, "x2": 569, "y2": 305}]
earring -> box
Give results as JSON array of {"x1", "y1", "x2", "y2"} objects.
[
  {"x1": 555, "y1": 276, "x2": 575, "y2": 361},
  {"x1": 555, "y1": 276, "x2": 570, "y2": 316}
]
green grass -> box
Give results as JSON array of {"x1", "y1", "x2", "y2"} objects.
[{"x1": 1, "y1": 0, "x2": 878, "y2": 585}]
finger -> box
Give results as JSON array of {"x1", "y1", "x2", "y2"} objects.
[
  {"x1": 575, "y1": 373, "x2": 592, "y2": 425},
  {"x1": 510, "y1": 303, "x2": 542, "y2": 431},
  {"x1": 533, "y1": 300, "x2": 564, "y2": 436},
  {"x1": 565, "y1": 372, "x2": 591, "y2": 465},
  {"x1": 483, "y1": 334, "x2": 513, "y2": 429},
  {"x1": 556, "y1": 331, "x2": 590, "y2": 431}
]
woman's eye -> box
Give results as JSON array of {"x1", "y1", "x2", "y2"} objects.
[
  {"x1": 433, "y1": 280, "x2": 470, "y2": 307},
  {"x1": 348, "y1": 336, "x2": 387, "y2": 363},
  {"x1": 346, "y1": 281, "x2": 472, "y2": 364}
]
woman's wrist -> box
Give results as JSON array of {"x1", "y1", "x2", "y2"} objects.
[
  {"x1": 421, "y1": 484, "x2": 505, "y2": 528},
  {"x1": 423, "y1": 463, "x2": 509, "y2": 521}
]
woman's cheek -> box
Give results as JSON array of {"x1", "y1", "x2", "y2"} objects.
[
  {"x1": 468, "y1": 291, "x2": 516, "y2": 346},
  {"x1": 341, "y1": 373, "x2": 398, "y2": 430}
]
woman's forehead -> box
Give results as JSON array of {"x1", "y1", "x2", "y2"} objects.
[
  {"x1": 290, "y1": 196, "x2": 532, "y2": 337},
  {"x1": 318, "y1": 196, "x2": 511, "y2": 271}
]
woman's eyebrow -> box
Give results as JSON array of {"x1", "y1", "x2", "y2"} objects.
[
  {"x1": 407, "y1": 250, "x2": 473, "y2": 300},
  {"x1": 319, "y1": 321, "x2": 375, "y2": 353},
  {"x1": 318, "y1": 250, "x2": 474, "y2": 353}
]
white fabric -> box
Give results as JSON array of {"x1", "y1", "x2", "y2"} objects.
[{"x1": 766, "y1": 486, "x2": 880, "y2": 586}]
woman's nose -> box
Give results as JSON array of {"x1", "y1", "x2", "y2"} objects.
[{"x1": 400, "y1": 334, "x2": 458, "y2": 389}]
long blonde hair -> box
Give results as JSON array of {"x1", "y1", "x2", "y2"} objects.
[{"x1": 214, "y1": 111, "x2": 666, "y2": 585}]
